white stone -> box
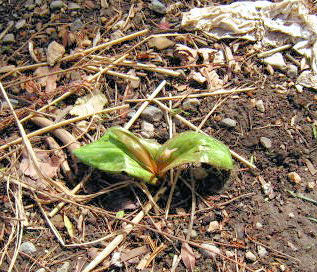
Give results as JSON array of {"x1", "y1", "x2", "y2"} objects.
[
  {"x1": 183, "y1": 98, "x2": 201, "y2": 110},
  {"x1": 225, "y1": 250, "x2": 234, "y2": 257},
  {"x1": 200, "y1": 243, "x2": 221, "y2": 258},
  {"x1": 245, "y1": 251, "x2": 257, "y2": 262},
  {"x1": 220, "y1": 118, "x2": 237, "y2": 128},
  {"x1": 141, "y1": 106, "x2": 163, "y2": 122},
  {"x1": 260, "y1": 137, "x2": 272, "y2": 149},
  {"x1": 255, "y1": 99, "x2": 265, "y2": 113},
  {"x1": 20, "y1": 242, "x2": 37, "y2": 255},
  {"x1": 207, "y1": 221, "x2": 220, "y2": 232},
  {"x1": 263, "y1": 53, "x2": 286, "y2": 69},
  {"x1": 149, "y1": 0, "x2": 166, "y2": 14},
  {"x1": 257, "y1": 245, "x2": 268, "y2": 258},
  {"x1": 255, "y1": 222, "x2": 263, "y2": 229}
]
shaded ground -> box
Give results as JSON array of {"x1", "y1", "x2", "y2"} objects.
[{"x1": 1, "y1": 1, "x2": 317, "y2": 272}]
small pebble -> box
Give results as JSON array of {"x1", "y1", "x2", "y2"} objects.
[
  {"x1": 141, "y1": 121, "x2": 155, "y2": 138},
  {"x1": 50, "y1": 0, "x2": 66, "y2": 9},
  {"x1": 255, "y1": 222, "x2": 263, "y2": 229},
  {"x1": 35, "y1": 269, "x2": 46, "y2": 272},
  {"x1": 207, "y1": 221, "x2": 220, "y2": 232},
  {"x1": 111, "y1": 252, "x2": 122, "y2": 267},
  {"x1": 255, "y1": 99, "x2": 265, "y2": 113},
  {"x1": 182, "y1": 98, "x2": 201, "y2": 111},
  {"x1": 245, "y1": 251, "x2": 257, "y2": 262},
  {"x1": 286, "y1": 64, "x2": 298, "y2": 78},
  {"x1": 15, "y1": 19, "x2": 26, "y2": 29},
  {"x1": 288, "y1": 212, "x2": 295, "y2": 218},
  {"x1": 47, "y1": 41, "x2": 65, "y2": 66},
  {"x1": 2, "y1": 34, "x2": 15, "y2": 43},
  {"x1": 307, "y1": 181, "x2": 315, "y2": 190},
  {"x1": 56, "y1": 262, "x2": 70, "y2": 272},
  {"x1": 191, "y1": 71, "x2": 206, "y2": 84},
  {"x1": 287, "y1": 172, "x2": 301, "y2": 184},
  {"x1": 257, "y1": 245, "x2": 268, "y2": 258},
  {"x1": 141, "y1": 106, "x2": 163, "y2": 122},
  {"x1": 148, "y1": 36, "x2": 174, "y2": 50},
  {"x1": 260, "y1": 137, "x2": 272, "y2": 149},
  {"x1": 20, "y1": 242, "x2": 37, "y2": 255},
  {"x1": 225, "y1": 250, "x2": 234, "y2": 257},
  {"x1": 200, "y1": 243, "x2": 221, "y2": 258},
  {"x1": 220, "y1": 118, "x2": 237, "y2": 128},
  {"x1": 149, "y1": 0, "x2": 167, "y2": 14}
]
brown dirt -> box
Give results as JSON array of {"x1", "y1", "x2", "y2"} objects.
[{"x1": 1, "y1": 1, "x2": 317, "y2": 272}]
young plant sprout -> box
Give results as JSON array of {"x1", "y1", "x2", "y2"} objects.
[{"x1": 73, "y1": 127, "x2": 233, "y2": 184}]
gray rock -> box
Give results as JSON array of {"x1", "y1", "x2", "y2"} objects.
[
  {"x1": 20, "y1": 242, "x2": 37, "y2": 255},
  {"x1": 149, "y1": 0, "x2": 166, "y2": 14},
  {"x1": 70, "y1": 18, "x2": 83, "y2": 32},
  {"x1": 56, "y1": 262, "x2": 70, "y2": 272},
  {"x1": 220, "y1": 118, "x2": 237, "y2": 128},
  {"x1": 141, "y1": 106, "x2": 163, "y2": 122},
  {"x1": 182, "y1": 98, "x2": 201, "y2": 111},
  {"x1": 255, "y1": 99, "x2": 265, "y2": 113},
  {"x1": 200, "y1": 243, "x2": 221, "y2": 258},
  {"x1": 68, "y1": 2, "x2": 81, "y2": 10},
  {"x1": 50, "y1": 0, "x2": 66, "y2": 10},
  {"x1": 3, "y1": 34, "x2": 15, "y2": 43},
  {"x1": 15, "y1": 19, "x2": 26, "y2": 29},
  {"x1": 141, "y1": 121, "x2": 155, "y2": 138},
  {"x1": 245, "y1": 251, "x2": 257, "y2": 262},
  {"x1": 257, "y1": 245, "x2": 268, "y2": 258},
  {"x1": 260, "y1": 137, "x2": 272, "y2": 149}
]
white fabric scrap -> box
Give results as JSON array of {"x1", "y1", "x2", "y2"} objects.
[{"x1": 181, "y1": 0, "x2": 317, "y2": 73}]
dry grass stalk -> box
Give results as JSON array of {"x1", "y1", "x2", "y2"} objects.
[
  {"x1": 82, "y1": 186, "x2": 167, "y2": 272},
  {"x1": 125, "y1": 87, "x2": 255, "y2": 103},
  {"x1": 124, "y1": 80, "x2": 166, "y2": 129},
  {"x1": 153, "y1": 99, "x2": 256, "y2": 169},
  {"x1": 0, "y1": 104, "x2": 128, "y2": 152}
]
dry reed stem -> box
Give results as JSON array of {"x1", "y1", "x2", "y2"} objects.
[
  {"x1": 0, "y1": 29, "x2": 149, "y2": 81},
  {"x1": 82, "y1": 186, "x2": 167, "y2": 272},
  {"x1": 125, "y1": 87, "x2": 255, "y2": 103},
  {"x1": 124, "y1": 80, "x2": 166, "y2": 129},
  {"x1": 0, "y1": 104, "x2": 128, "y2": 152},
  {"x1": 153, "y1": 99, "x2": 256, "y2": 169}
]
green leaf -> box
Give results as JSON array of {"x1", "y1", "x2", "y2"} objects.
[
  {"x1": 116, "y1": 210, "x2": 125, "y2": 218},
  {"x1": 73, "y1": 127, "x2": 233, "y2": 184},
  {"x1": 73, "y1": 128, "x2": 157, "y2": 184},
  {"x1": 155, "y1": 131, "x2": 233, "y2": 175}
]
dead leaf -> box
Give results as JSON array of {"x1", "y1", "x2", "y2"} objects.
[
  {"x1": 69, "y1": 91, "x2": 108, "y2": 117},
  {"x1": 34, "y1": 65, "x2": 60, "y2": 94},
  {"x1": 174, "y1": 44, "x2": 198, "y2": 65},
  {"x1": 47, "y1": 41, "x2": 65, "y2": 66},
  {"x1": 19, "y1": 149, "x2": 62, "y2": 181},
  {"x1": 181, "y1": 242, "x2": 196, "y2": 272},
  {"x1": 28, "y1": 41, "x2": 40, "y2": 63},
  {"x1": 200, "y1": 67, "x2": 223, "y2": 89}
]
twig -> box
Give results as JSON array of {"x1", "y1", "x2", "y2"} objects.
[
  {"x1": 81, "y1": 186, "x2": 167, "y2": 272},
  {"x1": 124, "y1": 80, "x2": 166, "y2": 129},
  {"x1": 153, "y1": 99, "x2": 256, "y2": 169},
  {"x1": 0, "y1": 104, "x2": 128, "y2": 152},
  {"x1": 257, "y1": 44, "x2": 292, "y2": 58},
  {"x1": 287, "y1": 190, "x2": 317, "y2": 205},
  {"x1": 125, "y1": 87, "x2": 255, "y2": 103}
]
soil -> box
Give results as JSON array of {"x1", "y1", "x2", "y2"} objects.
[{"x1": 1, "y1": 1, "x2": 317, "y2": 272}]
